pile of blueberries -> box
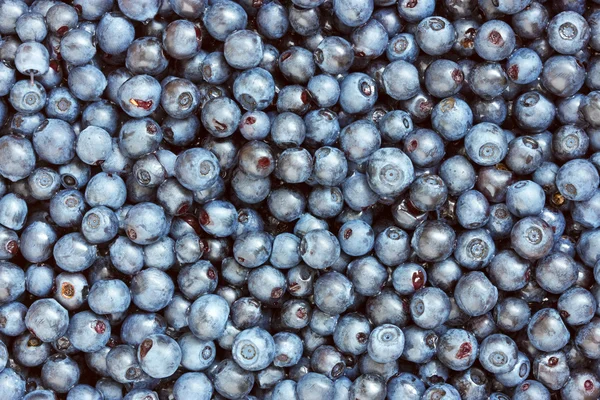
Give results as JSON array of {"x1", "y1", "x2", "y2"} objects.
[{"x1": 2, "y1": 0, "x2": 600, "y2": 399}]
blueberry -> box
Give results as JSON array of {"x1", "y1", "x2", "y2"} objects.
[
  {"x1": 307, "y1": 75, "x2": 340, "y2": 109},
  {"x1": 454, "y1": 228, "x2": 495, "y2": 270},
  {"x1": 410, "y1": 287, "x2": 451, "y2": 329},
  {"x1": 142, "y1": 236, "x2": 175, "y2": 272},
  {"x1": 175, "y1": 148, "x2": 221, "y2": 192},
  {"x1": 67, "y1": 311, "x2": 110, "y2": 353},
  {"x1": 44, "y1": 88, "x2": 79, "y2": 125},
  {"x1": 81, "y1": 206, "x2": 119, "y2": 244},
  {"x1": 411, "y1": 220, "x2": 456, "y2": 262},
  {"x1": 14, "y1": 41, "x2": 49, "y2": 78},
  {"x1": 512, "y1": 217, "x2": 555, "y2": 261},
  {"x1": 272, "y1": 380, "x2": 297, "y2": 400},
  {"x1": 19, "y1": 221, "x2": 57, "y2": 263},
  {"x1": 455, "y1": 272, "x2": 498, "y2": 317},
  {"x1": 177, "y1": 332, "x2": 215, "y2": 372},
  {"x1": 314, "y1": 36, "x2": 354, "y2": 75},
  {"x1": 372, "y1": 6, "x2": 402, "y2": 36},
  {"x1": 68, "y1": 65, "x2": 107, "y2": 102},
  {"x1": 118, "y1": 75, "x2": 161, "y2": 118},
  {"x1": 88, "y1": 279, "x2": 131, "y2": 315},
  {"x1": 373, "y1": 226, "x2": 409, "y2": 267},
  {"x1": 278, "y1": 46, "x2": 315, "y2": 85},
  {"x1": 572, "y1": 189, "x2": 600, "y2": 229},
  {"x1": 542, "y1": 55, "x2": 586, "y2": 98},
  {"x1": 130, "y1": 268, "x2": 174, "y2": 312},
  {"x1": 340, "y1": 73, "x2": 378, "y2": 114},
  {"x1": 232, "y1": 68, "x2": 275, "y2": 112},
  {"x1": 173, "y1": 372, "x2": 212, "y2": 400},
  {"x1": 106, "y1": 344, "x2": 143, "y2": 384},
  {"x1": 160, "y1": 20, "x2": 201, "y2": 61},
  {"x1": 256, "y1": 2, "x2": 290, "y2": 39},
  {"x1": 0, "y1": 227, "x2": 19, "y2": 260},
  {"x1": 212, "y1": 359, "x2": 255, "y2": 399},
  {"x1": 110, "y1": 236, "x2": 144, "y2": 275},
  {"x1": 32, "y1": 119, "x2": 76, "y2": 165},
  {"x1": 468, "y1": 62, "x2": 508, "y2": 100},
  {"x1": 299, "y1": 229, "x2": 340, "y2": 270},
  {"x1": 231, "y1": 168, "x2": 271, "y2": 204},
  {"x1": 223, "y1": 29, "x2": 263, "y2": 70},
  {"x1": 97, "y1": 12, "x2": 135, "y2": 55},
  {"x1": 382, "y1": 60, "x2": 420, "y2": 101},
  {"x1": 528, "y1": 308, "x2": 570, "y2": 352},
  {"x1": 120, "y1": 313, "x2": 166, "y2": 346},
  {"x1": 117, "y1": 0, "x2": 159, "y2": 21},
  {"x1": 288, "y1": 5, "x2": 320, "y2": 36},
  {"x1": 95, "y1": 378, "x2": 123, "y2": 400},
  {"x1": 512, "y1": 380, "x2": 551, "y2": 400},
  {"x1": 478, "y1": 333, "x2": 519, "y2": 374},
  {"x1": 346, "y1": 256, "x2": 387, "y2": 297},
  {"x1": 455, "y1": 190, "x2": 489, "y2": 229},
  {"x1": 422, "y1": 383, "x2": 461, "y2": 400},
  {"x1": 66, "y1": 385, "x2": 103, "y2": 400},
  {"x1": 53, "y1": 232, "x2": 97, "y2": 273},
  {"x1": 350, "y1": 373, "x2": 387, "y2": 400},
  {"x1": 60, "y1": 29, "x2": 96, "y2": 66},
  {"x1": 488, "y1": 250, "x2": 530, "y2": 291},
  {"x1": 178, "y1": 260, "x2": 218, "y2": 300},
  {"x1": 557, "y1": 159, "x2": 600, "y2": 202},
  {"x1": 560, "y1": 370, "x2": 600, "y2": 400},
  {"x1": 475, "y1": 20, "x2": 516, "y2": 61},
  {"x1": 188, "y1": 294, "x2": 229, "y2": 341},
  {"x1": 53, "y1": 271, "x2": 88, "y2": 311},
  {"x1": 547, "y1": 11, "x2": 590, "y2": 55},
  {"x1": 435, "y1": 329, "x2": 477, "y2": 372},
  {"x1": 126, "y1": 37, "x2": 168, "y2": 76},
  {"x1": 14, "y1": 10, "x2": 46, "y2": 42},
  {"x1": 333, "y1": 0, "x2": 373, "y2": 27},
  {"x1": 0, "y1": 368, "x2": 25, "y2": 400},
  {"x1": 201, "y1": 96, "x2": 241, "y2": 138},
  {"x1": 531, "y1": 351, "x2": 570, "y2": 391},
  {"x1": 313, "y1": 271, "x2": 354, "y2": 315},
  {"x1": 0, "y1": 301, "x2": 26, "y2": 338},
  {"x1": 0, "y1": 193, "x2": 27, "y2": 230},
  {"x1": 25, "y1": 298, "x2": 69, "y2": 343},
  {"x1": 333, "y1": 312, "x2": 370, "y2": 356},
  {"x1": 535, "y1": 252, "x2": 578, "y2": 294},
  {"x1": 493, "y1": 297, "x2": 531, "y2": 333},
  {"x1": 137, "y1": 334, "x2": 182, "y2": 379},
  {"x1": 352, "y1": 19, "x2": 388, "y2": 60},
  {"x1": 275, "y1": 147, "x2": 313, "y2": 184},
  {"x1": 391, "y1": 262, "x2": 426, "y2": 297},
  {"x1": 387, "y1": 373, "x2": 425, "y2": 400},
  {"x1": 366, "y1": 148, "x2": 414, "y2": 198},
  {"x1": 8, "y1": 112, "x2": 43, "y2": 140},
  {"x1": 506, "y1": 180, "x2": 545, "y2": 217},
  {"x1": 506, "y1": 49, "x2": 543, "y2": 86},
  {"x1": 415, "y1": 17, "x2": 456, "y2": 56},
  {"x1": 161, "y1": 78, "x2": 200, "y2": 119},
  {"x1": 558, "y1": 287, "x2": 597, "y2": 326},
  {"x1": 425, "y1": 60, "x2": 464, "y2": 98},
  {"x1": 25, "y1": 264, "x2": 54, "y2": 297},
  {"x1": 231, "y1": 327, "x2": 275, "y2": 371},
  {"x1": 403, "y1": 128, "x2": 445, "y2": 168},
  {"x1": 0, "y1": 62, "x2": 15, "y2": 97}
]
